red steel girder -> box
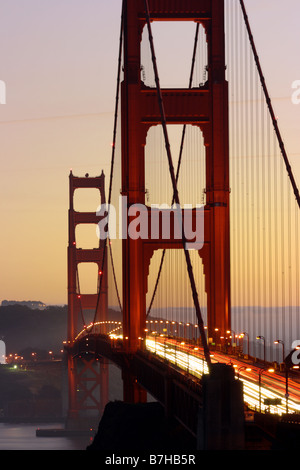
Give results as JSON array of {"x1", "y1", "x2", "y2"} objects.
[{"x1": 140, "y1": 86, "x2": 210, "y2": 125}]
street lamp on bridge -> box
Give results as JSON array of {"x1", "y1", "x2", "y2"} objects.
[
  {"x1": 274, "y1": 339, "x2": 285, "y2": 364},
  {"x1": 237, "y1": 365, "x2": 252, "y2": 379},
  {"x1": 241, "y1": 332, "x2": 250, "y2": 358},
  {"x1": 256, "y1": 336, "x2": 266, "y2": 363},
  {"x1": 258, "y1": 367, "x2": 275, "y2": 412},
  {"x1": 226, "y1": 329, "x2": 235, "y2": 347}
]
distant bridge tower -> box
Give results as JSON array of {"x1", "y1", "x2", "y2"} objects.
[
  {"x1": 66, "y1": 170, "x2": 109, "y2": 428},
  {"x1": 121, "y1": 0, "x2": 230, "y2": 354}
]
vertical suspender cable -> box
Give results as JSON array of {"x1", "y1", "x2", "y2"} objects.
[
  {"x1": 143, "y1": 0, "x2": 211, "y2": 368},
  {"x1": 146, "y1": 23, "x2": 200, "y2": 318},
  {"x1": 273, "y1": 131, "x2": 279, "y2": 352},
  {"x1": 239, "y1": 0, "x2": 300, "y2": 209}
]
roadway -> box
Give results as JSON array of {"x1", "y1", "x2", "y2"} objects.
[{"x1": 144, "y1": 336, "x2": 300, "y2": 416}]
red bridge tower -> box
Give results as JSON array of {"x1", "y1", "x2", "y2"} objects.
[
  {"x1": 121, "y1": 0, "x2": 230, "y2": 353},
  {"x1": 67, "y1": 170, "x2": 109, "y2": 427}
]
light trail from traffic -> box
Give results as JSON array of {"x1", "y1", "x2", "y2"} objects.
[
  {"x1": 145, "y1": 336, "x2": 300, "y2": 416},
  {"x1": 77, "y1": 325, "x2": 300, "y2": 416}
]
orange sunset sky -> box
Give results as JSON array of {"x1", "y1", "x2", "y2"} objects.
[{"x1": 0, "y1": 0, "x2": 299, "y2": 306}]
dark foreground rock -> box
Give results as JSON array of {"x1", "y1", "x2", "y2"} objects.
[{"x1": 87, "y1": 401, "x2": 196, "y2": 451}]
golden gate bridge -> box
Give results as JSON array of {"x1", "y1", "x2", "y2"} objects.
[{"x1": 64, "y1": 0, "x2": 300, "y2": 450}]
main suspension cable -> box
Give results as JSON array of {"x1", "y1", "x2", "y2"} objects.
[{"x1": 92, "y1": 1, "x2": 124, "y2": 328}]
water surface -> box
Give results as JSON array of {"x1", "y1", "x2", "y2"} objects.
[{"x1": 0, "y1": 423, "x2": 92, "y2": 450}]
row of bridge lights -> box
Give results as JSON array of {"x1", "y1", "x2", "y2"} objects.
[
  {"x1": 215, "y1": 328, "x2": 300, "y2": 365},
  {"x1": 145, "y1": 320, "x2": 198, "y2": 333},
  {"x1": 73, "y1": 320, "x2": 300, "y2": 366},
  {"x1": 145, "y1": 323, "x2": 300, "y2": 369},
  {"x1": 73, "y1": 320, "x2": 123, "y2": 342}
]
